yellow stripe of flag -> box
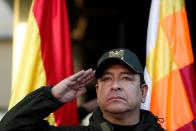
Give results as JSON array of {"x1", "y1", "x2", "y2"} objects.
[{"x1": 10, "y1": 0, "x2": 56, "y2": 125}]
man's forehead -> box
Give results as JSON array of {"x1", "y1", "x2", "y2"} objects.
[
  {"x1": 102, "y1": 64, "x2": 137, "y2": 74},
  {"x1": 102, "y1": 71, "x2": 134, "y2": 76}
]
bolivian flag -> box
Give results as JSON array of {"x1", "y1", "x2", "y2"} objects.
[
  {"x1": 10, "y1": 0, "x2": 79, "y2": 126},
  {"x1": 143, "y1": 0, "x2": 196, "y2": 130}
]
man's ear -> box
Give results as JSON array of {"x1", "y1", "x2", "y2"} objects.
[
  {"x1": 95, "y1": 84, "x2": 99, "y2": 104},
  {"x1": 140, "y1": 84, "x2": 148, "y2": 103},
  {"x1": 95, "y1": 84, "x2": 98, "y2": 92}
]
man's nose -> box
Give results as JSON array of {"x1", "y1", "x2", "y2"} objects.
[{"x1": 111, "y1": 80, "x2": 122, "y2": 91}]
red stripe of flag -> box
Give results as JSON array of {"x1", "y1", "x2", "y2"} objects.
[
  {"x1": 33, "y1": 0, "x2": 79, "y2": 125},
  {"x1": 177, "y1": 63, "x2": 196, "y2": 130},
  {"x1": 180, "y1": 63, "x2": 196, "y2": 116}
]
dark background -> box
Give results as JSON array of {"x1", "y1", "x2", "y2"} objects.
[{"x1": 67, "y1": 0, "x2": 196, "y2": 101}]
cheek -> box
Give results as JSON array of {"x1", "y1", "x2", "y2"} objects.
[
  {"x1": 125, "y1": 87, "x2": 142, "y2": 103},
  {"x1": 97, "y1": 83, "x2": 111, "y2": 95},
  {"x1": 97, "y1": 86, "x2": 109, "y2": 103}
]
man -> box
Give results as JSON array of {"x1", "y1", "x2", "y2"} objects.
[{"x1": 0, "y1": 48, "x2": 165, "y2": 131}]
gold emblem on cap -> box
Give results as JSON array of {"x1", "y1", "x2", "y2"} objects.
[{"x1": 109, "y1": 50, "x2": 124, "y2": 59}]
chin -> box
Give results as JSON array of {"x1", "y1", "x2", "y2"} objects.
[{"x1": 104, "y1": 103, "x2": 128, "y2": 113}]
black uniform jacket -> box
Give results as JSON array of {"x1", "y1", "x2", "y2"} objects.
[{"x1": 0, "y1": 87, "x2": 165, "y2": 131}]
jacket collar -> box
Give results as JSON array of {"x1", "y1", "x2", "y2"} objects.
[
  {"x1": 88, "y1": 108, "x2": 164, "y2": 131},
  {"x1": 89, "y1": 108, "x2": 112, "y2": 131}
]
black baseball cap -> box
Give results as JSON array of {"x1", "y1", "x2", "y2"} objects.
[{"x1": 95, "y1": 48, "x2": 144, "y2": 79}]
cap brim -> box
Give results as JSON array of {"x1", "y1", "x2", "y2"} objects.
[{"x1": 95, "y1": 58, "x2": 136, "y2": 78}]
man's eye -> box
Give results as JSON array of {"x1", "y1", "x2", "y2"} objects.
[
  {"x1": 122, "y1": 76, "x2": 133, "y2": 81},
  {"x1": 101, "y1": 76, "x2": 111, "y2": 81}
]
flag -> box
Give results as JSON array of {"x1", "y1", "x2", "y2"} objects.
[
  {"x1": 10, "y1": 0, "x2": 79, "y2": 126},
  {"x1": 143, "y1": 0, "x2": 196, "y2": 130}
]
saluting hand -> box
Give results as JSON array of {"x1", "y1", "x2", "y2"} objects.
[{"x1": 51, "y1": 69, "x2": 95, "y2": 103}]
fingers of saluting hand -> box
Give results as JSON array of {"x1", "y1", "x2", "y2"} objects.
[
  {"x1": 52, "y1": 69, "x2": 95, "y2": 103},
  {"x1": 67, "y1": 69, "x2": 95, "y2": 87},
  {"x1": 68, "y1": 69, "x2": 86, "y2": 81},
  {"x1": 77, "y1": 69, "x2": 95, "y2": 86}
]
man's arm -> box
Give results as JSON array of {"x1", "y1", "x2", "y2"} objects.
[
  {"x1": 0, "y1": 87, "x2": 63, "y2": 131},
  {"x1": 0, "y1": 69, "x2": 95, "y2": 131}
]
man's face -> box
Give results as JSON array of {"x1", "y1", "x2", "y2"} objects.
[{"x1": 96, "y1": 64, "x2": 147, "y2": 114}]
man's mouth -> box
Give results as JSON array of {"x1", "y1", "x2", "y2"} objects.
[{"x1": 107, "y1": 96, "x2": 126, "y2": 101}]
